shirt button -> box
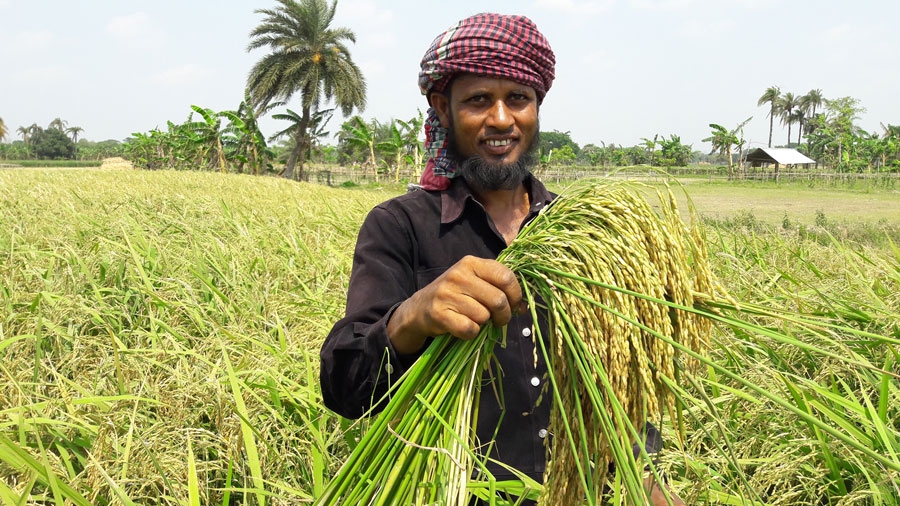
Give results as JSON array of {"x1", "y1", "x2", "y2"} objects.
[
  {"x1": 530, "y1": 376, "x2": 540, "y2": 387},
  {"x1": 538, "y1": 429, "x2": 548, "y2": 439},
  {"x1": 522, "y1": 327, "x2": 532, "y2": 337},
  {"x1": 385, "y1": 363, "x2": 394, "y2": 374}
]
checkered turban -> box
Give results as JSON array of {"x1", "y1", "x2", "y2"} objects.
[{"x1": 417, "y1": 13, "x2": 556, "y2": 190}]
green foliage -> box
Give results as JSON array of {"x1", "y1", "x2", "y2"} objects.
[
  {"x1": 553, "y1": 144, "x2": 577, "y2": 164},
  {"x1": 126, "y1": 100, "x2": 279, "y2": 174},
  {"x1": 540, "y1": 129, "x2": 580, "y2": 160},
  {"x1": 804, "y1": 97, "x2": 899, "y2": 173},
  {"x1": 702, "y1": 118, "x2": 751, "y2": 179},
  {"x1": 31, "y1": 126, "x2": 75, "y2": 159},
  {"x1": 0, "y1": 141, "x2": 32, "y2": 160},
  {"x1": 655, "y1": 134, "x2": 692, "y2": 167},
  {"x1": 75, "y1": 139, "x2": 126, "y2": 161},
  {"x1": 339, "y1": 116, "x2": 379, "y2": 175}
]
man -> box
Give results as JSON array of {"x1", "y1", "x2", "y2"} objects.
[{"x1": 321, "y1": 13, "x2": 683, "y2": 505}]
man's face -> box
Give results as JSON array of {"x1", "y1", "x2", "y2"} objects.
[{"x1": 431, "y1": 74, "x2": 540, "y2": 190}]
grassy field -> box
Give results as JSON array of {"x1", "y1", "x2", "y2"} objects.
[
  {"x1": 1, "y1": 167, "x2": 898, "y2": 504},
  {"x1": 543, "y1": 178, "x2": 900, "y2": 226},
  {"x1": 671, "y1": 181, "x2": 900, "y2": 225}
]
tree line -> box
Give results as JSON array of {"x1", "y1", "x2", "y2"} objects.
[
  {"x1": 755, "y1": 87, "x2": 898, "y2": 172},
  {"x1": 0, "y1": 117, "x2": 125, "y2": 162}
]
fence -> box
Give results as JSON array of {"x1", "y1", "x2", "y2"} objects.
[
  {"x1": 297, "y1": 163, "x2": 900, "y2": 187},
  {"x1": 305, "y1": 164, "x2": 416, "y2": 186}
]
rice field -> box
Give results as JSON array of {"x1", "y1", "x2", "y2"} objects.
[{"x1": 0, "y1": 166, "x2": 898, "y2": 504}]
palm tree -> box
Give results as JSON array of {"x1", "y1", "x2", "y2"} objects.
[
  {"x1": 790, "y1": 109, "x2": 805, "y2": 146},
  {"x1": 757, "y1": 86, "x2": 780, "y2": 148},
  {"x1": 803, "y1": 89, "x2": 824, "y2": 119},
  {"x1": 66, "y1": 126, "x2": 84, "y2": 143},
  {"x1": 778, "y1": 92, "x2": 798, "y2": 147},
  {"x1": 247, "y1": 0, "x2": 367, "y2": 181},
  {"x1": 271, "y1": 107, "x2": 333, "y2": 177},
  {"x1": 17, "y1": 124, "x2": 40, "y2": 158},
  {"x1": 17, "y1": 126, "x2": 30, "y2": 145},
  {"x1": 798, "y1": 90, "x2": 823, "y2": 146},
  {"x1": 66, "y1": 126, "x2": 84, "y2": 158},
  {"x1": 48, "y1": 117, "x2": 68, "y2": 132},
  {"x1": 0, "y1": 117, "x2": 7, "y2": 144}
]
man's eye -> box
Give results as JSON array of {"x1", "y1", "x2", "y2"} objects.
[{"x1": 467, "y1": 95, "x2": 488, "y2": 103}]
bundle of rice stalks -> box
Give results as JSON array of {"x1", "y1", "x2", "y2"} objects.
[
  {"x1": 318, "y1": 178, "x2": 900, "y2": 505},
  {"x1": 502, "y1": 182, "x2": 722, "y2": 504}
]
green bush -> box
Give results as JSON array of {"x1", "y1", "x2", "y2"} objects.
[{"x1": 31, "y1": 127, "x2": 76, "y2": 160}]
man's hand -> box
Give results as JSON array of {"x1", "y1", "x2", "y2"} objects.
[
  {"x1": 647, "y1": 476, "x2": 686, "y2": 506},
  {"x1": 387, "y1": 256, "x2": 526, "y2": 354}
]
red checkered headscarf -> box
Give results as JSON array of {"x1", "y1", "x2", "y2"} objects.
[{"x1": 417, "y1": 13, "x2": 556, "y2": 190}]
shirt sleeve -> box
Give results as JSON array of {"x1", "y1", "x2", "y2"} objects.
[{"x1": 319, "y1": 204, "x2": 425, "y2": 419}]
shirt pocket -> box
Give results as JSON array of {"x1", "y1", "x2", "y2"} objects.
[{"x1": 415, "y1": 266, "x2": 448, "y2": 291}]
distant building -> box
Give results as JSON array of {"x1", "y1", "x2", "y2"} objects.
[{"x1": 745, "y1": 147, "x2": 816, "y2": 168}]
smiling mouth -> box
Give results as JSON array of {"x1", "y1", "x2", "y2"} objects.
[{"x1": 486, "y1": 139, "x2": 512, "y2": 147}]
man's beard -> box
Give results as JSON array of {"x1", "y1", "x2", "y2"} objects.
[{"x1": 446, "y1": 122, "x2": 540, "y2": 191}]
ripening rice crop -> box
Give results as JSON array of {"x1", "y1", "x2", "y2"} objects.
[
  {"x1": 1, "y1": 169, "x2": 898, "y2": 505},
  {"x1": 318, "y1": 178, "x2": 900, "y2": 506}
]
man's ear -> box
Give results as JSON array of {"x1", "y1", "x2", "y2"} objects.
[{"x1": 429, "y1": 92, "x2": 451, "y2": 129}]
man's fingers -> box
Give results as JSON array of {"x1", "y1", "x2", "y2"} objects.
[
  {"x1": 465, "y1": 257, "x2": 523, "y2": 310},
  {"x1": 443, "y1": 310, "x2": 482, "y2": 340},
  {"x1": 458, "y1": 276, "x2": 514, "y2": 328},
  {"x1": 515, "y1": 300, "x2": 529, "y2": 316}
]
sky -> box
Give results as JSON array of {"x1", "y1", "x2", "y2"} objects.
[{"x1": 2, "y1": 0, "x2": 898, "y2": 152}]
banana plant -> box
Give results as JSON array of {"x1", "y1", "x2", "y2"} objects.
[
  {"x1": 400, "y1": 110, "x2": 425, "y2": 179},
  {"x1": 187, "y1": 105, "x2": 228, "y2": 173},
  {"x1": 339, "y1": 116, "x2": 379, "y2": 181},
  {"x1": 376, "y1": 120, "x2": 406, "y2": 183},
  {"x1": 703, "y1": 117, "x2": 751, "y2": 180},
  {"x1": 222, "y1": 94, "x2": 281, "y2": 175}
]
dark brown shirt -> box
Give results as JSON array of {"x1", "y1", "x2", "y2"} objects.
[{"x1": 320, "y1": 174, "x2": 555, "y2": 481}]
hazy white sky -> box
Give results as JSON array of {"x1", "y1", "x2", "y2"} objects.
[{"x1": 2, "y1": 0, "x2": 898, "y2": 152}]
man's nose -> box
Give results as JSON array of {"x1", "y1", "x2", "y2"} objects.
[{"x1": 486, "y1": 100, "x2": 514, "y2": 131}]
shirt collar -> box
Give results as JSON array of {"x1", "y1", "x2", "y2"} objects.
[{"x1": 440, "y1": 173, "x2": 555, "y2": 224}]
